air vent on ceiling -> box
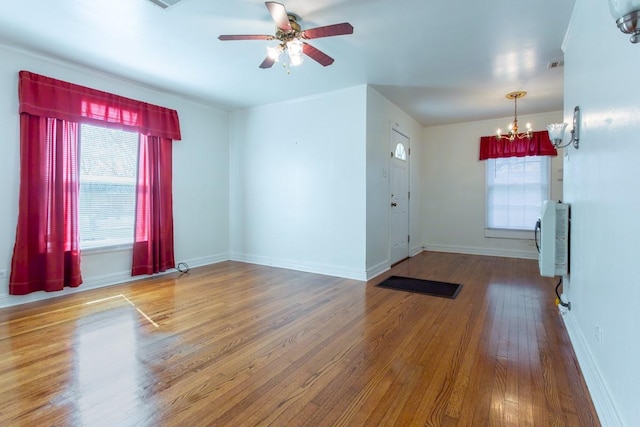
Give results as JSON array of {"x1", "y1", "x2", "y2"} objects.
[
  {"x1": 146, "y1": 0, "x2": 183, "y2": 9},
  {"x1": 548, "y1": 60, "x2": 565, "y2": 69}
]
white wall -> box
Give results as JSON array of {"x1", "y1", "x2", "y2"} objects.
[
  {"x1": 421, "y1": 111, "x2": 564, "y2": 259},
  {"x1": 365, "y1": 86, "x2": 423, "y2": 278},
  {"x1": 229, "y1": 86, "x2": 368, "y2": 280},
  {"x1": 0, "y1": 44, "x2": 229, "y2": 308},
  {"x1": 561, "y1": 0, "x2": 640, "y2": 425}
]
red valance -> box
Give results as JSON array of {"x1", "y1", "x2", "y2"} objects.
[
  {"x1": 479, "y1": 130, "x2": 556, "y2": 160},
  {"x1": 18, "y1": 70, "x2": 181, "y2": 140}
]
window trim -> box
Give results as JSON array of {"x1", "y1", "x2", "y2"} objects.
[
  {"x1": 81, "y1": 242, "x2": 133, "y2": 254},
  {"x1": 484, "y1": 155, "x2": 551, "y2": 239},
  {"x1": 484, "y1": 228, "x2": 536, "y2": 240},
  {"x1": 78, "y1": 123, "x2": 139, "y2": 251}
]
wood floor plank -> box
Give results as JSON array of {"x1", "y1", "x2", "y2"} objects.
[{"x1": 0, "y1": 253, "x2": 600, "y2": 426}]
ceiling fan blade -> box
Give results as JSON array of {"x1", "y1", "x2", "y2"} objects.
[
  {"x1": 301, "y1": 23, "x2": 353, "y2": 39},
  {"x1": 218, "y1": 34, "x2": 274, "y2": 41},
  {"x1": 302, "y1": 43, "x2": 334, "y2": 67},
  {"x1": 265, "y1": 2, "x2": 291, "y2": 31},
  {"x1": 259, "y1": 55, "x2": 277, "y2": 69}
]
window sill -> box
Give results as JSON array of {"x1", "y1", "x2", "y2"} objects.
[
  {"x1": 81, "y1": 243, "x2": 133, "y2": 255},
  {"x1": 485, "y1": 228, "x2": 535, "y2": 240}
]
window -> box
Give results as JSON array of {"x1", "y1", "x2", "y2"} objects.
[
  {"x1": 79, "y1": 124, "x2": 138, "y2": 249},
  {"x1": 394, "y1": 142, "x2": 407, "y2": 161},
  {"x1": 485, "y1": 156, "x2": 550, "y2": 237}
]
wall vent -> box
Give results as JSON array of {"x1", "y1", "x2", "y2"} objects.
[
  {"x1": 146, "y1": 0, "x2": 183, "y2": 9},
  {"x1": 548, "y1": 60, "x2": 565, "y2": 69}
]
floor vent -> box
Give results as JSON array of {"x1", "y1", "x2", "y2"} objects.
[
  {"x1": 146, "y1": 0, "x2": 183, "y2": 9},
  {"x1": 548, "y1": 60, "x2": 565, "y2": 69}
]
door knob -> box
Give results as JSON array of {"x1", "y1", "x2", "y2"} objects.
[{"x1": 391, "y1": 202, "x2": 397, "y2": 207}]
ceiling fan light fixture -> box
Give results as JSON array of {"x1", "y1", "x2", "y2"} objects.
[
  {"x1": 285, "y1": 38, "x2": 304, "y2": 67},
  {"x1": 267, "y1": 45, "x2": 283, "y2": 61},
  {"x1": 218, "y1": 2, "x2": 353, "y2": 70},
  {"x1": 289, "y1": 51, "x2": 304, "y2": 66},
  {"x1": 287, "y1": 39, "x2": 303, "y2": 56}
]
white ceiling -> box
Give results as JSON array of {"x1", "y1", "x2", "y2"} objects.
[{"x1": 0, "y1": 0, "x2": 574, "y2": 127}]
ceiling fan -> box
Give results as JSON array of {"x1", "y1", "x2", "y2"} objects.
[{"x1": 218, "y1": 1, "x2": 354, "y2": 69}]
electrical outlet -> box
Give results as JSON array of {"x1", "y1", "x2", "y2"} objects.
[
  {"x1": 0, "y1": 269, "x2": 6, "y2": 278},
  {"x1": 595, "y1": 325, "x2": 603, "y2": 345}
]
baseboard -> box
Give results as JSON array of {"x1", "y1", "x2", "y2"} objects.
[
  {"x1": 0, "y1": 271, "x2": 153, "y2": 309},
  {"x1": 177, "y1": 253, "x2": 229, "y2": 269},
  {"x1": 422, "y1": 244, "x2": 537, "y2": 260},
  {"x1": 366, "y1": 260, "x2": 389, "y2": 281},
  {"x1": 230, "y1": 252, "x2": 367, "y2": 281},
  {"x1": 0, "y1": 253, "x2": 230, "y2": 309},
  {"x1": 366, "y1": 248, "x2": 423, "y2": 281},
  {"x1": 561, "y1": 311, "x2": 623, "y2": 427}
]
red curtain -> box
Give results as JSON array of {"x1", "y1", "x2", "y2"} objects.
[
  {"x1": 131, "y1": 135, "x2": 175, "y2": 276},
  {"x1": 479, "y1": 131, "x2": 557, "y2": 160},
  {"x1": 10, "y1": 71, "x2": 181, "y2": 294},
  {"x1": 19, "y1": 71, "x2": 181, "y2": 140},
  {"x1": 9, "y1": 116, "x2": 82, "y2": 295}
]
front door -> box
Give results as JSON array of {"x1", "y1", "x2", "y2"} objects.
[{"x1": 390, "y1": 129, "x2": 410, "y2": 265}]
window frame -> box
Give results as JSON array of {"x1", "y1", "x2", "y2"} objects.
[
  {"x1": 484, "y1": 155, "x2": 551, "y2": 240},
  {"x1": 78, "y1": 123, "x2": 139, "y2": 252}
]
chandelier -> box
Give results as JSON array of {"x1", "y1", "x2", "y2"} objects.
[{"x1": 496, "y1": 91, "x2": 532, "y2": 141}]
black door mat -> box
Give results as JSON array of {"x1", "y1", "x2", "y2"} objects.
[{"x1": 376, "y1": 275, "x2": 462, "y2": 299}]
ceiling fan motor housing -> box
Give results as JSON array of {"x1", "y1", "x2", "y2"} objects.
[{"x1": 275, "y1": 14, "x2": 301, "y2": 41}]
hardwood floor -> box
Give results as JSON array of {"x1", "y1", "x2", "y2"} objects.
[{"x1": 0, "y1": 252, "x2": 600, "y2": 426}]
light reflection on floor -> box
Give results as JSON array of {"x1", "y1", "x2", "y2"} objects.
[
  {"x1": 85, "y1": 294, "x2": 159, "y2": 328},
  {"x1": 71, "y1": 294, "x2": 159, "y2": 425}
]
